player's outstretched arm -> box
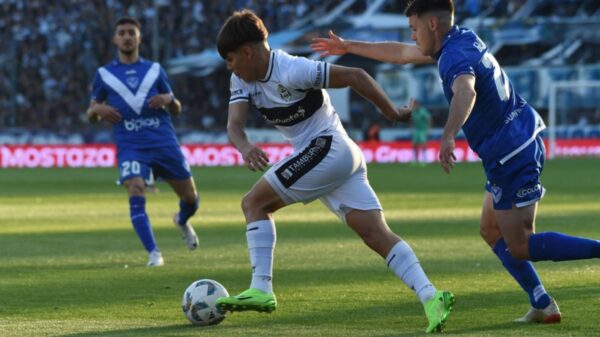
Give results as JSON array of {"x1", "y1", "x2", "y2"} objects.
[
  {"x1": 311, "y1": 30, "x2": 434, "y2": 65},
  {"x1": 86, "y1": 101, "x2": 122, "y2": 124},
  {"x1": 439, "y1": 74, "x2": 477, "y2": 174},
  {"x1": 227, "y1": 102, "x2": 269, "y2": 172},
  {"x1": 327, "y1": 64, "x2": 414, "y2": 123}
]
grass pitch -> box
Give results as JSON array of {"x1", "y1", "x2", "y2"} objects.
[{"x1": 0, "y1": 159, "x2": 599, "y2": 337}]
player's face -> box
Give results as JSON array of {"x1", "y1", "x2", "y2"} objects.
[
  {"x1": 113, "y1": 23, "x2": 141, "y2": 55},
  {"x1": 225, "y1": 46, "x2": 256, "y2": 82},
  {"x1": 409, "y1": 15, "x2": 435, "y2": 57}
]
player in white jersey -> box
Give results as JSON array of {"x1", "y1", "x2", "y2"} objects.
[{"x1": 214, "y1": 10, "x2": 454, "y2": 333}]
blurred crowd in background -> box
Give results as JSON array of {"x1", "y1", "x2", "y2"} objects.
[
  {"x1": 0, "y1": 0, "x2": 326, "y2": 131},
  {"x1": 0, "y1": 0, "x2": 598, "y2": 135}
]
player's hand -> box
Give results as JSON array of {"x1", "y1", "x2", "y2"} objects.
[
  {"x1": 93, "y1": 104, "x2": 122, "y2": 123},
  {"x1": 396, "y1": 98, "x2": 415, "y2": 123},
  {"x1": 438, "y1": 137, "x2": 456, "y2": 174},
  {"x1": 148, "y1": 94, "x2": 173, "y2": 109},
  {"x1": 310, "y1": 30, "x2": 348, "y2": 57},
  {"x1": 241, "y1": 144, "x2": 269, "y2": 172}
]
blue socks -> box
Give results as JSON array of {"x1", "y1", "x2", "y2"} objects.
[
  {"x1": 529, "y1": 232, "x2": 600, "y2": 262},
  {"x1": 493, "y1": 238, "x2": 551, "y2": 309},
  {"x1": 494, "y1": 232, "x2": 600, "y2": 308},
  {"x1": 176, "y1": 197, "x2": 199, "y2": 225},
  {"x1": 129, "y1": 196, "x2": 157, "y2": 253}
]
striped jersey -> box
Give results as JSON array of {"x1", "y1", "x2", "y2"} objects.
[
  {"x1": 229, "y1": 49, "x2": 346, "y2": 149},
  {"x1": 91, "y1": 58, "x2": 179, "y2": 150}
]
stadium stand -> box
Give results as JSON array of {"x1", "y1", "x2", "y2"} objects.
[{"x1": 0, "y1": 0, "x2": 599, "y2": 143}]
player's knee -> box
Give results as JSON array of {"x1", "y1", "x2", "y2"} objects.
[
  {"x1": 125, "y1": 180, "x2": 145, "y2": 196},
  {"x1": 355, "y1": 225, "x2": 387, "y2": 247},
  {"x1": 241, "y1": 194, "x2": 253, "y2": 214},
  {"x1": 241, "y1": 193, "x2": 266, "y2": 216},
  {"x1": 506, "y1": 242, "x2": 530, "y2": 260},
  {"x1": 479, "y1": 224, "x2": 500, "y2": 246},
  {"x1": 181, "y1": 192, "x2": 198, "y2": 205}
]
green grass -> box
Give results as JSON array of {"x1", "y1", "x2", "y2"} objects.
[{"x1": 1, "y1": 159, "x2": 599, "y2": 337}]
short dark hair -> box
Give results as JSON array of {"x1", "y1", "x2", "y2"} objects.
[
  {"x1": 115, "y1": 17, "x2": 141, "y2": 31},
  {"x1": 404, "y1": 0, "x2": 454, "y2": 17},
  {"x1": 216, "y1": 9, "x2": 268, "y2": 59}
]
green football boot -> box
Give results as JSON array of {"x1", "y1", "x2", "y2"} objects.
[
  {"x1": 216, "y1": 288, "x2": 277, "y2": 313},
  {"x1": 424, "y1": 290, "x2": 455, "y2": 333}
]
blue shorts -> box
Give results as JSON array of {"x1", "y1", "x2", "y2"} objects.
[
  {"x1": 484, "y1": 136, "x2": 546, "y2": 210},
  {"x1": 117, "y1": 145, "x2": 191, "y2": 185}
]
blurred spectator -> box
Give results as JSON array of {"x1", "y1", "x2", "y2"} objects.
[{"x1": 0, "y1": 0, "x2": 322, "y2": 131}]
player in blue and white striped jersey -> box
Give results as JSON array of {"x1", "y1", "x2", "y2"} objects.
[
  {"x1": 86, "y1": 17, "x2": 199, "y2": 267},
  {"x1": 312, "y1": 0, "x2": 600, "y2": 324}
]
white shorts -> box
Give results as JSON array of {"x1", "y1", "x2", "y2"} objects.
[{"x1": 263, "y1": 133, "x2": 382, "y2": 221}]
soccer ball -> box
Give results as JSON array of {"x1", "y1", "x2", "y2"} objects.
[{"x1": 181, "y1": 279, "x2": 229, "y2": 326}]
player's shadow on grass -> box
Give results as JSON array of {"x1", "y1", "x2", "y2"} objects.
[
  {"x1": 59, "y1": 324, "x2": 214, "y2": 337},
  {"x1": 57, "y1": 286, "x2": 591, "y2": 337}
]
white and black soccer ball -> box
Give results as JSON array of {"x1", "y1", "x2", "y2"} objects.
[{"x1": 181, "y1": 279, "x2": 229, "y2": 326}]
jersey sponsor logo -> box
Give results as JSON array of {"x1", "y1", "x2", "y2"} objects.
[
  {"x1": 124, "y1": 117, "x2": 161, "y2": 131},
  {"x1": 505, "y1": 108, "x2": 522, "y2": 124},
  {"x1": 275, "y1": 135, "x2": 332, "y2": 188},
  {"x1": 491, "y1": 185, "x2": 502, "y2": 204},
  {"x1": 314, "y1": 62, "x2": 323, "y2": 87},
  {"x1": 98, "y1": 62, "x2": 160, "y2": 114},
  {"x1": 516, "y1": 184, "x2": 541, "y2": 198},
  {"x1": 258, "y1": 89, "x2": 324, "y2": 126}
]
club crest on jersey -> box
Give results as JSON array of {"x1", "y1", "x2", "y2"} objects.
[
  {"x1": 491, "y1": 185, "x2": 502, "y2": 204},
  {"x1": 277, "y1": 84, "x2": 292, "y2": 101},
  {"x1": 126, "y1": 76, "x2": 139, "y2": 89}
]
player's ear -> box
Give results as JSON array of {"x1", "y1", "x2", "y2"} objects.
[
  {"x1": 241, "y1": 45, "x2": 253, "y2": 59},
  {"x1": 428, "y1": 15, "x2": 437, "y2": 31}
]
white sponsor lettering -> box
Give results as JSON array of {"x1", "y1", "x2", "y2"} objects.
[
  {"x1": 124, "y1": 118, "x2": 160, "y2": 131},
  {"x1": 1, "y1": 141, "x2": 599, "y2": 168},
  {"x1": 516, "y1": 184, "x2": 541, "y2": 198},
  {"x1": 1, "y1": 146, "x2": 115, "y2": 168},
  {"x1": 505, "y1": 108, "x2": 522, "y2": 124}
]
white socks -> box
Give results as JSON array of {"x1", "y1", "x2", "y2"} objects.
[
  {"x1": 246, "y1": 220, "x2": 276, "y2": 294},
  {"x1": 386, "y1": 241, "x2": 437, "y2": 304}
]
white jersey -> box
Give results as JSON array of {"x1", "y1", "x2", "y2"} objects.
[{"x1": 229, "y1": 49, "x2": 346, "y2": 149}]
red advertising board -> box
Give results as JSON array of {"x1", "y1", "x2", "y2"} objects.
[{"x1": 1, "y1": 139, "x2": 600, "y2": 168}]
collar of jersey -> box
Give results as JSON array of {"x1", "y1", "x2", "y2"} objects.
[
  {"x1": 112, "y1": 57, "x2": 144, "y2": 66},
  {"x1": 258, "y1": 50, "x2": 275, "y2": 83},
  {"x1": 433, "y1": 25, "x2": 460, "y2": 61}
]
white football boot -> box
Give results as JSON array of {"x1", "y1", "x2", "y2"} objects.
[
  {"x1": 173, "y1": 213, "x2": 199, "y2": 250},
  {"x1": 514, "y1": 299, "x2": 561, "y2": 323},
  {"x1": 147, "y1": 250, "x2": 164, "y2": 267}
]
